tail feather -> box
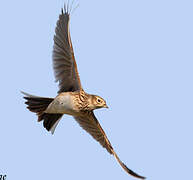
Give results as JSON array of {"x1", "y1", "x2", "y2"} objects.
[
  {"x1": 22, "y1": 91, "x2": 63, "y2": 133},
  {"x1": 42, "y1": 113, "x2": 63, "y2": 133},
  {"x1": 23, "y1": 96, "x2": 53, "y2": 117}
]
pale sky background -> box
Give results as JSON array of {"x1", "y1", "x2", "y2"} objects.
[{"x1": 0, "y1": 0, "x2": 193, "y2": 180}]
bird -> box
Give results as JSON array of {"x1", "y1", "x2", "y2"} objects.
[{"x1": 22, "y1": 3, "x2": 145, "y2": 179}]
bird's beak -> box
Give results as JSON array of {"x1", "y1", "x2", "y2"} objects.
[{"x1": 104, "y1": 104, "x2": 109, "y2": 108}]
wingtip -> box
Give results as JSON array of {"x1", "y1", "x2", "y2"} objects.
[
  {"x1": 122, "y1": 162, "x2": 146, "y2": 179},
  {"x1": 113, "y1": 150, "x2": 146, "y2": 179}
]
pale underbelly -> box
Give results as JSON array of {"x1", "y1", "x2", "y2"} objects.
[{"x1": 44, "y1": 94, "x2": 79, "y2": 115}]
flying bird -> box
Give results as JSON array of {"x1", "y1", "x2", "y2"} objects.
[{"x1": 22, "y1": 4, "x2": 145, "y2": 179}]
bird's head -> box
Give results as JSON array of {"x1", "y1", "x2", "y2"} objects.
[{"x1": 88, "y1": 95, "x2": 108, "y2": 110}]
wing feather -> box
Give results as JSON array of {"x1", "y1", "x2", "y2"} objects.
[
  {"x1": 74, "y1": 112, "x2": 145, "y2": 179},
  {"x1": 53, "y1": 5, "x2": 82, "y2": 93}
]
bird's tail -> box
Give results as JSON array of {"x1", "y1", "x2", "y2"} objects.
[{"x1": 22, "y1": 91, "x2": 63, "y2": 134}]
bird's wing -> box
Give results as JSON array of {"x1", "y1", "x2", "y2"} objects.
[
  {"x1": 74, "y1": 111, "x2": 145, "y2": 179},
  {"x1": 53, "y1": 5, "x2": 82, "y2": 93}
]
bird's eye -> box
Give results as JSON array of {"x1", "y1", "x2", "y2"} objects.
[{"x1": 97, "y1": 99, "x2": 101, "y2": 103}]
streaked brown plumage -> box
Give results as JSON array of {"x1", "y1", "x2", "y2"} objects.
[{"x1": 22, "y1": 4, "x2": 145, "y2": 179}]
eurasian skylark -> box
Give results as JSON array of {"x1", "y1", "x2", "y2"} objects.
[{"x1": 22, "y1": 4, "x2": 145, "y2": 179}]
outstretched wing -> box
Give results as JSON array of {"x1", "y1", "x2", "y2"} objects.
[
  {"x1": 53, "y1": 5, "x2": 82, "y2": 93},
  {"x1": 74, "y1": 112, "x2": 145, "y2": 179}
]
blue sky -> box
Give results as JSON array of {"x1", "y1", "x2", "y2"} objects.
[{"x1": 0, "y1": 0, "x2": 193, "y2": 179}]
